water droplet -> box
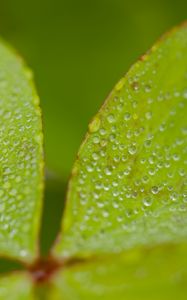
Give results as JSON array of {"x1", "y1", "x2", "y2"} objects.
[
  {"x1": 145, "y1": 111, "x2": 152, "y2": 120},
  {"x1": 93, "y1": 136, "x2": 100, "y2": 144},
  {"x1": 143, "y1": 197, "x2": 153, "y2": 207},
  {"x1": 99, "y1": 128, "x2": 106, "y2": 136},
  {"x1": 145, "y1": 84, "x2": 151, "y2": 93},
  {"x1": 128, "y1": 145, "x2": 137, "y2": 155},
  {"x1": 183, "y1": 89, "x2": 187, "y2": 99},
  {"x1": 115, "y1": 79, "x2": 124, "y2": 91},
  {"x1": 151, "y1": 186, "x2": 159, "y2": 194},
  {"x1": 105, "y1": 166, "x2": 112, "y2": 176},
  {"x1": 102, "y1": 211, "x2": 109, "y2": 218},
  {"x1": 131, "y1": 81, "x2": 139, "y2": 91},
  {"x1": 124, "y1": 112, "x2": 131, "y2": 121},
  {"x1": 89, "y1": 117, "x2": 101, "y2": 133},
  {"x1": 107, "y1": 114, "x2": 115, "y2": 123},
  {"x1": 173, "y1": 153, "x2": 180, "y2": 161},
  {"x1": 92, "y1": 152, "x2": 99, "y2": 161},
  {"x1": 170, "y1": 192, "x2": 178, "y2": 202},
  {"x1": 86, "y1": 165, "x2": 94, "y2": 173}
]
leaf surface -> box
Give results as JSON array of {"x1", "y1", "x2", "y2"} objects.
[
  {"x1": 51, "y1": 244, "x2": 187, "y2": 300},
  {"x1": 0, "y1": 40, "x2": 43, "y2": 260},
  {"x1": 0, "y1": 272, "x2": 34, "y2": 300},
  {"x1": 54, "y1": 24, "x2": 187, "y2": 258}
]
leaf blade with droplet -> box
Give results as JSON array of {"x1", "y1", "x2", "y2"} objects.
[
  {"x1": 0, "y1": 39, "x2": 43, "y2": 261},
  {"x1": 54, "y1": 24, "x2": 187, "y2": 258}
]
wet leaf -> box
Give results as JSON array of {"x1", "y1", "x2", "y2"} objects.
[
  {"x1": 0, "y1": 40, "x2": 43, "y2": 261},
  {"x1": 54, "y1": 24, "x2": 187, "y2": 260}
]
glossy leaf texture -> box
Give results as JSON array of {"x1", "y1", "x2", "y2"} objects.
[
  {"x1": 51, "y1": 244, "x2": 187, "y2": 300},
  {"x1": 0, "y1": 272, "x2": 33, "y2": 300},
  {"x1": 54, "y1": 23, "x2": 187, "y2": 258},
  {"x1": 0, "y1": 40, "x2": 43, "y2": 261}
]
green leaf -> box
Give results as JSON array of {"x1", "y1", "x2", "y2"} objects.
[
  {"x1": 0, "y1": 40, "x2": 43, "y2": 261},
  {"x1": 0, "y1": 272, "x2": 33, "y2": 299},
  {"x1": 51, "y1": 244, "x2": 187, "y2": 300},
  {"x1": 54, "y1": 23, "x2": 187, "y2": 259}
]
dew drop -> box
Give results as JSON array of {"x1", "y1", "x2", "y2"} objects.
[
  {"x1": 145, "y1": 111, "x2": 152, "y2": 120},
  {"x1": 105, "y1": 167, "x2": 112, "y2": 176},
  {"x1": 131, "y1": 81, "x2": 139, "y2": 91},
  {"x1": 128, "y1": 145, "x2": 137, "y2": 155},
  {"x1": 89, "y1": 117, "x2": 101, "y2": 133},
  {"x1": 151, "y1": 186, "x2": 159, "y2": 194},
  {"x1": 143, "y1": 197, "x2": 153, "y2": 207},
  {"x1": 124, "y1": 112, "x2": 131, "y2": 121},
  {"x1": 107, "y1": 114, "x2": 115, "y2": 123}
]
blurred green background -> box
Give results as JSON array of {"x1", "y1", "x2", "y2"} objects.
[{"x1": 0, "y1": 0, "x2": 186, "y2": 181}]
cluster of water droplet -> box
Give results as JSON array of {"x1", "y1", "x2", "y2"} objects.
[
  {"x1": 60, "y1": 27, "x2": 187, "y2": 257},
  {"x1": 0, "y1": 44, "x2": 43, "y2": 259}
]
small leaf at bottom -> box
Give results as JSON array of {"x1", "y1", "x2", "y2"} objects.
[
  {"x1": 51, "y1": 244, "x2": 187, "y2": 300},
  {"x1": 0, "y1": 272, "x2": 34, "y2": 300}
]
